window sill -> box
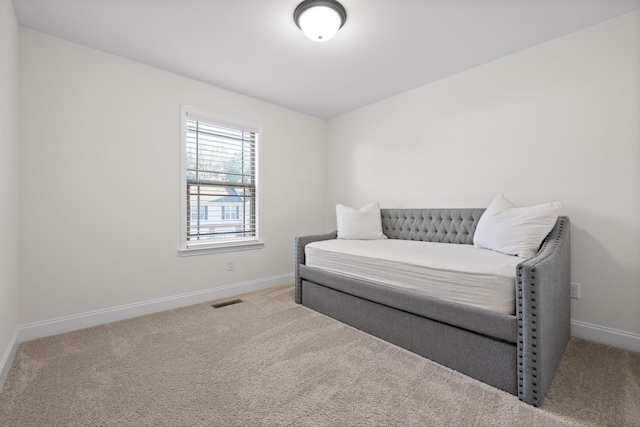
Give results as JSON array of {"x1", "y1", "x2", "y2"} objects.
[{"x1": 178, "y1": 241, "x2": 265, "y2": 257}]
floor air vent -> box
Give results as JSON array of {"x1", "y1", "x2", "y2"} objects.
[{"x1": 211, "y1": 299, "x2": 244, "y2": 309}]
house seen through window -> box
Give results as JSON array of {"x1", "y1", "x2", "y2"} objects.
[{"x1": 180, "y1": 106, "x2": 262, "y2": 253}]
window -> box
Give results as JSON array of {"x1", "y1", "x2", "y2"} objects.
[
  {"x1": 180, "y1": 106, "x2": 263, "y2": 254},
  {"x1": 190, "y1": 205, "x2": 208, "y2": 221},
  {"x1": 221, "y1": 206, "x2": 240, "y2": 220}
]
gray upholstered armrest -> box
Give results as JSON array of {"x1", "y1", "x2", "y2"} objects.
[
  {"x1": 516, "y1": 216, "x2": 571, "y2": 406},
  {"x1": 294, "y1": 231, "x2": 338, "y2": 303}
]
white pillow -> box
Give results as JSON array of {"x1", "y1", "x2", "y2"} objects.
[
  {"x1": 473, "y1": 194, "x2": 560, "y2": 258},
  {"x1": 336, "y1": 203, "x2": 387, "y2": 240}
]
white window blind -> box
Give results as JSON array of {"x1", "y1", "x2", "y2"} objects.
[{"x1": 181, "y1": 107, "x2": 261, "y2": 253}]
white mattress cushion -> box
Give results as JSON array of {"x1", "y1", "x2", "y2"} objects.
[{"x1": 305, "y1": 239, "x2": 522, "y2": 315}]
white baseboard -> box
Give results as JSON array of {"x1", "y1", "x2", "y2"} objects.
[
  {"x1": 0, "y1": 327, "x2": 20, "y2": 391},
  {"x1": 571, "y1": 320, "x2": 640, "y2": 353},
  {"x1": 18, "y1": 274, "x2": 293, "y2": 344}
]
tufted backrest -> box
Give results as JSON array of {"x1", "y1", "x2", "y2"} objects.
[{"x1": 381, "y1": 208, "x2": 485, "y2": 244}]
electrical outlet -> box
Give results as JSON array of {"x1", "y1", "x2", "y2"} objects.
[
  {"x1": 570, "y1": 282, "x2": 581, "y2": 299},
  {"x1": 226, "y1": 260, "x2": 234, "y2": 271}
]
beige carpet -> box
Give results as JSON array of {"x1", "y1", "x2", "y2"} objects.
[{"x1": 1, "y1": 284, "x2": 638, "y2": 426}]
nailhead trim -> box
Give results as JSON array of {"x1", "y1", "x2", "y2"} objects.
[{"x1": 516, "y1": 216, "x2": 567, "y2": 406}]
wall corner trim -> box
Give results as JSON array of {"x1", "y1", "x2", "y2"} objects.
[
  {"x1": 17, "y1": 274, "x2": 293, "y2": 344},
  {"x1": 571, "y1": 320, "x2": 640, "y2": 353},
  {"x1": 0, "y1": 328, "x2": 20, "y2": 391}
]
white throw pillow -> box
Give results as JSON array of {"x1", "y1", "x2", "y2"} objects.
[
  {"x1": 336, "y1": 203, "x2": 387, "y2": 240},
  {"x1": 473, "y1": 194, "x2": 561, "y2": 258}
]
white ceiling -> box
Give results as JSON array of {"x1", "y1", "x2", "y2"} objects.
[{"x1": 12, "y1": 0, "x2": 640, "y2": 119}]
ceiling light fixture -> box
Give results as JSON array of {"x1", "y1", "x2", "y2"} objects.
[{"x1": 294, "y1": 0, "x2": 347, "y2": 43}]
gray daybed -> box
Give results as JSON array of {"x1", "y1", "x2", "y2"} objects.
[{"x1": 294, "y1": 208, "x2": 570, "y2": 407}]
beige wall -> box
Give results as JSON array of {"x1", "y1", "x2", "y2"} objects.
[
  {"x1": 326, "y1": 11, "x2": 640, "y2": 336},
  {"x1": 10, "y1": 9, "x2": 640, "y2": 348},
  {"x1": 0, "y1": 0, "x2": 20, "y2": 370},
  {"x1": 18, "y1": 28, "x2": 327, "y2": 324}
]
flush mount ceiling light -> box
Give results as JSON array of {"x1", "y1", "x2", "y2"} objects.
[{"x1": 294, "y1": 0, "x2": 347, "y2": 42}]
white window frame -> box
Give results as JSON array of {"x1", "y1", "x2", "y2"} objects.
[{"x1": 179, "y1": 105, "x2": 264, "y2": 256}]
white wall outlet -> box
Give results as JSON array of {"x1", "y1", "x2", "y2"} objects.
[
  {"x1": 570, "y1": 282, "x2": 581, "y2": 299},
  {"x1": 226, "y1": 260, "x2": 234, "y2": 271}
]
